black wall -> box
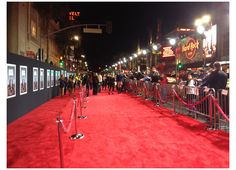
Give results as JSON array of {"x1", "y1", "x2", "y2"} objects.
[{"x1": 7, "y1": 53, "x2": 73, "y2": 124}]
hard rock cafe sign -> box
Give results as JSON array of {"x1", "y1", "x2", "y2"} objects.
[{"x1": 181, "y1": 37, "x2": 199, "y2": 60}]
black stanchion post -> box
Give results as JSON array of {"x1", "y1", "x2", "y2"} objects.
[
  {"x1": 70, "y1": 97, "x2": 84, "y2": 140},
  {"x1": 56, "y1": 113, "x2": 65, "y2": 168}
]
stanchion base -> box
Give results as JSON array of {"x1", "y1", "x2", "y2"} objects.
[
  {"x1": 69, "y1": 133, "x2": 84, "y2": 140},
  {"x1": 79, "y1": 115, "x2": 87, "y2": 119}
]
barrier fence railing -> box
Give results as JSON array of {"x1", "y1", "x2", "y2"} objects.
[{"x1": 126, "y1": 79, "x2": 229, "y2": 131}]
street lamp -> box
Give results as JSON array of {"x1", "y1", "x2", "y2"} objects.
[
  {"x1": 152, "y1": 44, "x2": 158, "y2": 50},
  {"x1": 169, "y1": 38, "x2": 176, "y2": 46},
  {"x1": 196, "y1": 25, "x2": 205, "y2": 34},
  {"x1": 73, "y1": 35, "x2": 79, "y2": 41},
  {"x1": 195, "y1": 15, "x2": 211, "y2": 26},
  {"x1": 81, "y1": 55, "x2": 85, "y2": 58},
  {"x1": 142, "y1": 50, "x2": 147, "y2": 55}
]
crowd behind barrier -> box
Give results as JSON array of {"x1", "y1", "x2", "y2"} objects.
[
  {"x1": 54, "y1": 67, "x2": 229, "y2": 167},
  {"x1": 125, "y1": 79, "x2": 229, "y2": 131}
]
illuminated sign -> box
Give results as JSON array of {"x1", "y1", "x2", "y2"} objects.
[
  {"x1": 83, "y1": 28, "x2": 102, "y2": 34},
  {"x1": 162, "y1": 46, "x2": 175, "y2": 57},
  {"x1": 177, "y1": 28, "x2": 195, "y2": 32},
  {"x1": 68, "y1": 11, "x2": 80, "y2": 21},
  {"x1": 203, "y1": 24, "x2": 217, "y2": 58},
  {"x1": 181, "y1": 38, "x2": 199, "y2": 60}
]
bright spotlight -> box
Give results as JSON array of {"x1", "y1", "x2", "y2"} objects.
[
  {"x1": 152, "y1": 44, "x2": 158, "y2": 50},
  {"x1": 197, "y1": 25, "x2": 205, "y2": 34},
  {"x1": 169, "y1": 39, "x2": 176, "y2": 45},
  {"x1": 202, "y1": 15, "x2": 211, "y2": 24},
  {"x1": 142, "y1": 50, "x2": 147, "y2": 55},
  {"x1": 194, "y1": 19, "x2": 202, "y2": 26},
  {"x1": 74, "y1": 35, "x2": 79, "y2": 41}
]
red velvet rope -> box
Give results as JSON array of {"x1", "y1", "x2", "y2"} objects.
[
  {"x1": 210, "y1": 95, "x2": 229, "y2": 122},
  {"x1": 156, "y1": 90, "x2": 169, "y2": 103},
  {"x1": 172, "y1": 89, "x2": 209, "y2": 107}
]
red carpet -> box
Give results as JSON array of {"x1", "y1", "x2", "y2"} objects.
[{"x1": 7, "y1": 89, "x2": 229, "y2": 168}]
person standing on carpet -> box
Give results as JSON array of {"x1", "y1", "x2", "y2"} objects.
[
  {"x1": 68, "y1": 75, "x2": 74, "y2": 96},
  {"x1": 108, "y1": 73, "x2": 115, "y2": 94},
  {"x1": 92, "y1": 73, "x2": 99, "y2": 95},
  {"x1": 82, "y1": 73, "x2": 90, "y2": 97},
  {"x1": 59, "y1": 74, "x2": 65, "y2": 96},
  {"x1": 186, "y1": 73, "x2": 197, "y2": 115},
  {"x1": 98, "y1": 73, "x2": 103, "y2": 93}
]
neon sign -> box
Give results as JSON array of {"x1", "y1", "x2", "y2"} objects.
[
  {"x1": 181, "y1": 38, "x2": 199, "y2": 60},
  {"x1": 68, "y1": 11, "x2": 80, "y2": 21},
  {"x1": 162, "y1": 46, "x2": 175, "y2": 57}
]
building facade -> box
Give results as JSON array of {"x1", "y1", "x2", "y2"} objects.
[{"x1": 7, "y1": 2, "x2": 62, "y2": 66}]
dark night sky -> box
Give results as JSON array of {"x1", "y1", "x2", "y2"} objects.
[{"x1": 49, "y1": 2, "x2": 228, "y2": 71}]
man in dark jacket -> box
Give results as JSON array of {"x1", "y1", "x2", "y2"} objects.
[{"x1": 201, "y1": 62, "x2": 228, "y2": 90}]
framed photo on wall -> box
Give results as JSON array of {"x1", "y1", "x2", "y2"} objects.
[
  {"x1": 20, "y1": 65, "x2": 28, "y2": 95},
  {"x1": 61, "y1": 70, "x2": 64, "y2": 77},
  {"x1": 7, "y1": 64, "x2": 16, "y2": 99},
  {"x1": 40, "y1": 68, "x2": 44, "y2": 90},
  {"x1": 56, "y1": 71, "x2": 60, "y2": 86},
  {"x1": 47, "y1": 69, "x2": 50, "y2": 88},
  {"x1": 51, "y1": 70, "x2": 54, "y2": 87},
  {"x1": 33, "y1": 67, "x2": 38, "y2": 92},
  {"x1": 64, "y1": 71, "x2": 67, "y2": 78}
]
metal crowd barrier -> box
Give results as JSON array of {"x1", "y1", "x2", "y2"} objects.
[{"x1": 125, "y1": 79, "x2": 229, "y2": 131}]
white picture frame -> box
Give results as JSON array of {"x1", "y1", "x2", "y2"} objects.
[
  {"x1": 47, "y1": 69, "x2": 50, "y2": 88},
  {"x1": 20, "y1": 65, "x2": 28, "y2": 95},
  {"x1": 51, "y1": 70, "x2": 54, "y2": 87},
  {"x1": 7, "y1": 64, "x2": 16, "y2": 99},
  {"x1": 64, "y1": 71, "x2": 67, "y2": 77},
  {"x1": 56, "y1": 71, "x2": 60, "y2": 86},
  {"x1": 40, "y1": 68, "x2": 44, "y2": 90},
  {"x1": 33, "y1": 67, "x2": 38, "y2": 92}
]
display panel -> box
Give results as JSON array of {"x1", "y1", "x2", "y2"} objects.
[
  {"x1": 33, "y1": 67, "x2": 38, "y2": 92},
  {"x1": 40, "y1": 68, "x2": 44, "y2": 90},
  {"x1": 51, "y1": 70, "x2": 54, "y2": 87},
  {"x1": 20, "y1": 65, "x2": 28, "y2": 95},
  {"x1": 7, "y1": 64, "x2": 16, "y2": 99},
  {"x1": 47, "y1": 69, "x2": 50, "y2": 88},
  {"x1": 203, "y1": 24, "x2": 217, "y2": 58}
]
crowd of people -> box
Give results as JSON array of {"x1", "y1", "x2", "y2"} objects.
[
  {"x1": 58, "y1": 74, "x2": 77, "y2": 96},
  {"x1": 57, "y1": 61, "x2": 229, "y2": 98}
]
